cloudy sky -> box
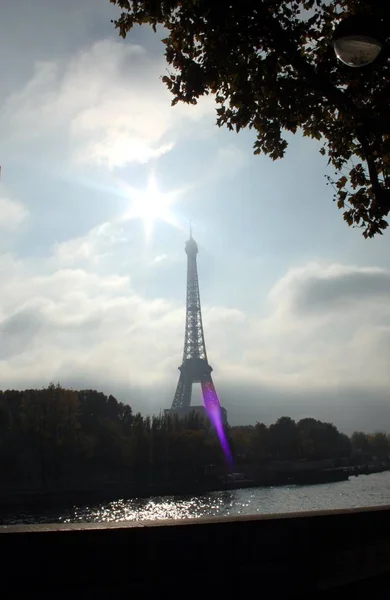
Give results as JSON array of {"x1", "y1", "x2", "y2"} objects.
[{"x1": 1, "y1": 0, "x2": 390, "y2": 433}]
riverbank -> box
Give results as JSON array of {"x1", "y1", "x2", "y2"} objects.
[
  {"x1": 0, "y1": 469, "x2": 348, "y2": 514},
  {"x1": 1, "y1": 463, "x2": 388, "y2": 518},
  {"x1": 3, "y1": 471, "x2": 390, "y2": 527}
]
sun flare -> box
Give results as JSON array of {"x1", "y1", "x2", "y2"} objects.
[{"x1": 120, "y1": 172, "x2": 182, "y2": 240}]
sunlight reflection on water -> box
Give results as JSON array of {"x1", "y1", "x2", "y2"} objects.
[
  {"x1": 64, "y1": 494, "x2": 232, "y2": 523},
  {"x1": 3, "y1": 471, "x2": 390, "y2": 526}
]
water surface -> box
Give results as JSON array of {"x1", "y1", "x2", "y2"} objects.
[{"x1": 3, "y1": 471, "x2": 390, "y2": 526}]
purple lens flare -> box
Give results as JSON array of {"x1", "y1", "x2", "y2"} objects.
[{"x1": 201, "y1": 381, "x2": 233, "y2": 468}]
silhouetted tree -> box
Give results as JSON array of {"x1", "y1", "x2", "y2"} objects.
[
  {"x1": 0, "y1": 384, "x2": 375, "y2": 494},
  {"x1": 253, "y1": 423, "x2": 268, "y2": 461},
  {"x1": 351, "y1": 430, "x2": 390, "y2": 457},
  {"x1": 111, "y1": 0, "x2": 390, "y2": 238},
  {"x1": 268, "y1": 417, "x2": 300, "y2": 460},
  {"x1": 298, "y1": 418, "x2": 351, "y2": 460},
  {"x1": 351, "y1": 431, "x2": 371, "y2": 453}
]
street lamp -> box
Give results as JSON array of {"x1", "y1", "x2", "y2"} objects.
[{"x1": 333, "y1": 15, "x2": 385, "y2": 68}]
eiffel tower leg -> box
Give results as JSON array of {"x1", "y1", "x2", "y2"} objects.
[{"x1": 172, "y1": 374, "x2": 192, "y2": 409}]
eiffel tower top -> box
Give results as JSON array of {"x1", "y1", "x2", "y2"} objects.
[{"x1": 185, "y1": 224, "x2": 198, "y2": 256}]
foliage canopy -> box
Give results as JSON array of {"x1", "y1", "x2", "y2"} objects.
[
  {"x1": 0, "y1": 385, "x2": 370, "y2": 493},
  {"x1": 110, "y1": 0, "x2": 390, "y2": 237}
]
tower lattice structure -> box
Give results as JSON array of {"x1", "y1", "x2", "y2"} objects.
[{"x1": 171, "y1": 233, "x2": 221, "y2": 411}]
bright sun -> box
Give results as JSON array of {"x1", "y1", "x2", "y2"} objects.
[{"x1": 120, "y1": 172, "x2": 181, "y2": 240}]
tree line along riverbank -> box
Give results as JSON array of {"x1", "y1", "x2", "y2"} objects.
[{"x1": 0, "y1": 384, "x2": 388, "y2": 513}]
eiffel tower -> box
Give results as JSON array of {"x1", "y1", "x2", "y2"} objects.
[{"x1": 170, "y1": 231, "x2": 227, "y2": 425}]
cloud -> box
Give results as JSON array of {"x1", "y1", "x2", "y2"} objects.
[
  {"x1": 54, "y1": 221, "x2": 129, "y2": 267},
  {"x1": 0, "y1": 251, "x2": 249, "y2": 420},
  {"x1": 1, "y1": 40, "x2": 215, "y2": 169},
  {"x1": 153, "y1": 254, "x2": 167, "y2": 264},
  {"x1": 0, "y1": 308, "x2": 44, "y2": 360},
  {"x1": 271, "y1": 263, "x2": 390, "y2": 316},
  {"x1": 0, "y1": 256, "x2": 179, "y2": 391},
  {"x1": 1, "y1": 236, "x2": 390, "y2": 430},
  {"x1": 242, "y1": 262, "x2": 390, "y2": 390},
  {"x1": 0, "y1": 196, "x2": 28, "y2": 229}
]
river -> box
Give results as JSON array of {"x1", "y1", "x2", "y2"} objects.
[{"x1": 3, "y1": 471, "x2": 390, "y2": 526}]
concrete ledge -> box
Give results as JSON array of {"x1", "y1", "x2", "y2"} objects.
[{"x1": 2, "y1": 506, "x2": 390, "y2": 596}]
